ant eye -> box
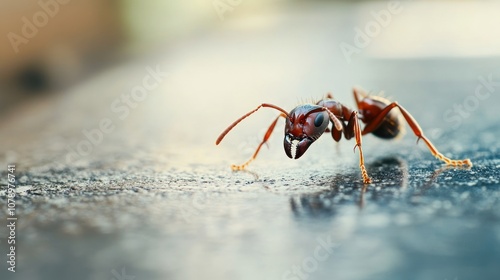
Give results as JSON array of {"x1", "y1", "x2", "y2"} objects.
[{"x1": 314, "y1": 114, "x2": 324, "y2": 127}]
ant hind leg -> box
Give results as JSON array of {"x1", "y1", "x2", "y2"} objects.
[{"x1": 362, "y1": 102, "x2": 472, "y2": 166}]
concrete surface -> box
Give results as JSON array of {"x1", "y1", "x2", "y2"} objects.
[{"x1": 1, "y1": 2, "x2": 500, "y2": 280}]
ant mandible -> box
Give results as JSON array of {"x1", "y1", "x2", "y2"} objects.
[{"x1": 216, "y1": 87, "x2": 472, "y2": 184}]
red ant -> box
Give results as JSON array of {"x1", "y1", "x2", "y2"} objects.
[{"x1": 216, "y1": 87, "x2": 472, "y2": 184}]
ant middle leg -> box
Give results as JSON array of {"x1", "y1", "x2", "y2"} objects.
[{"x1": 347, "y1": 111, "x2": 372, "y2": 184}]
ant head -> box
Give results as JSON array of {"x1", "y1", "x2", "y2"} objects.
[{"x1": 284, "y1": 105, "x2": 330, "y2": 159}]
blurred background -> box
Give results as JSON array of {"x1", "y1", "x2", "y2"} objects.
[
  {"x1": 1, "y1": 0, "x2": 500, "y2": 160},
  {"x1": 1, "y1": 1, "x2": 500, "y2": 280}
]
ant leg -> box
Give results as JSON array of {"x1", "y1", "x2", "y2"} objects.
[
  {"x1": 231, "y1": 113, "x2": 287, "y2": 170},
  {"x1": 354, "y1": 113, "x2": 372, "y2": 184},
  {"x1": 349, "y1": 111, "x2": 372, "y2": 184},
  {"x1": 331, "y1": 126, "x2": 342, "y2": 142},
  {"x1": 343, "y1": 111, "x2": 357, "y2": 140},
  {"x1": 362, "y1": 102, "x2": 472, "y2": 166},
  {"x1": 353, "y1": 87, "x2": 368, "y2": 108},
  {"x1": 323, "y1": 125, "x2": 343, "y2": 142}
]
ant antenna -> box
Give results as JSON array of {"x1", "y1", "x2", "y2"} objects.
[{"x1": 216, "y1": 103, "x2": 288, "y2": 145}]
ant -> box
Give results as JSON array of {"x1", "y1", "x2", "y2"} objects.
[{"x1": 216, "y1": 87, "x2": 472, "y2": 184}]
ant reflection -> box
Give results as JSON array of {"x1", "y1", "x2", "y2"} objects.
[
  {"x1": 289, "y1": 157, "x2": 469, "y2": 218},
  {"x1": 411, "y1": 164, "x2": 471, "y2": 200},
  {"x1": 290, "y1": 157, "x2": 408, "y2": 218}
]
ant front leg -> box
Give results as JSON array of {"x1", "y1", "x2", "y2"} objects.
[
  {"x1": 362, "y1": 102, "x2": 472, "y2": 166},
  {"x1": 346, "y1": 111, "x2": 372, "y2": 184},
  {"x1": 231, "y1": 113, "x2": 287, "y2": 170}
]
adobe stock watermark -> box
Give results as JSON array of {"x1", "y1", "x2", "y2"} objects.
[
  {"x1": 339, "y1": 1, "x2": 403, "y2": 63},
  {"x1": 443, "y1": 74, "x2": 498, "y2": 129},
  {"x1": 110, "y1": 267, "x2": 135, "y2": 280},
  {"x1": 7, "y1": 0, "x2": 71, "y2": 54},
  {"x1": 282, "y1": 233, "x2": 339, "y2": 280},
  {"x1": 64, "y1": 65, "x2": 168, "y2": 164},
  {"x1": 212, "y1": 0, "x2": 243, "y2": 21}
]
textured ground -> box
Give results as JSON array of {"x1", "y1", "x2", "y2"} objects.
[{"x1": 1, "y1": 2, "x2": 500, "y2": 280}]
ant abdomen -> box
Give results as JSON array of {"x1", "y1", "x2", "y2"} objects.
[
  {"x1": 360, "y1": 96, "x2": 403, "y2": 139},
  {"x1": 372, "y1": 108, "x2": 402, "y2": 139}
]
